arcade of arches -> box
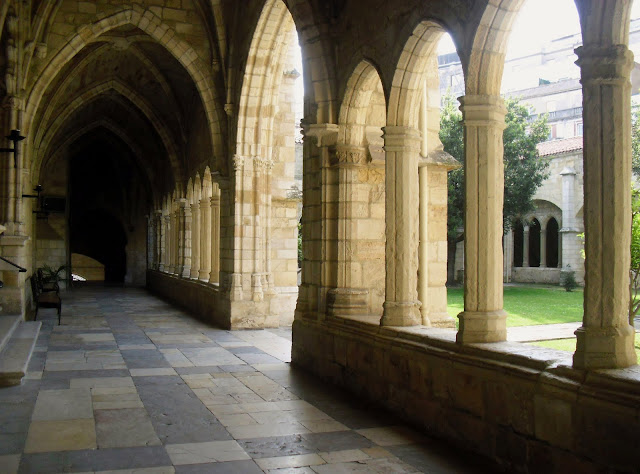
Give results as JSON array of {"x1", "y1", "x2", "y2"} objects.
[{"x1": 0, "y1": 0, "x2": 639, "y2": 471}]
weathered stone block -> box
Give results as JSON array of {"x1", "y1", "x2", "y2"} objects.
[{"x1": 534, "y1": 395, "x2": 573, "y2": 450}]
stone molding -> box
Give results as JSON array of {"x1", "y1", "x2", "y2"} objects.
[
  {"x1": 575, "y1": 44, "x2": 634, "y2": 85},
  {"x1": 332, "y1": 145, "x2": 367, "y2": 166},
  {"x1": 302, "y1": 123, "x2": 339, "y2": 148},
  {"x1": 382, "y1": 125, "x2": 421, "y2": 152},
  {"x1": 458, "y1": 94, "x2": 507, "y2": 127}
]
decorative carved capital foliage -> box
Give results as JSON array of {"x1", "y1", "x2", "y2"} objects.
[
  {"x1": 2, "y1": 95, "x2": 23, "y2": 110},
  {"x1": 254, "y1": 156, "x2": 274, "y2": 170},
  {"x1": 233, "y1": 154, "x2": 245, "y2": 171},
  {"x1": 333, "y1": 146, "x2": 368, "y2": 166}
]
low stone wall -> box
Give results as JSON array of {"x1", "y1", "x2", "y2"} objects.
[
  {"x1": 146, "y1": 270, "x2": 227, "y2": 328},
  {"x1": 292, "y1": 317, "x2": 640, "y2": 473},
  {"x1": 512, "y1": 267, "x2": 561, "y2": 284}
]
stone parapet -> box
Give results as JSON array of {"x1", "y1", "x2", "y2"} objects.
[{"x1": 292, "y1": 317, "x2": 640, "y2": 472}]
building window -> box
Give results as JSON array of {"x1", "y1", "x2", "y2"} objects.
[{"x1": 575, "y1": 121, "x2": 583, "y2": 136}]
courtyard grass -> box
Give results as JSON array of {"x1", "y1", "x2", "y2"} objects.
[
  {"x1": 530, "y1": 338, "x2": 640, "y2": 363},
  {"x1": 447, "y1": 284, "x2": 584, "y2": 327}
]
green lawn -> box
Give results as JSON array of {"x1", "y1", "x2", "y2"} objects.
[
  {"x1": 447, "y1": 285, "x2": 584, "y2": 327},
  {"x1": 530, "y1": 338, "x2": 640, "y2": 363}
]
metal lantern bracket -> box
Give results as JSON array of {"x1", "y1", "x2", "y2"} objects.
[{"x1": 0, "y1": 129, "x2": 26, "y2": 168}]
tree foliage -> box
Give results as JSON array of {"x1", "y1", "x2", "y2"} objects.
[
  {"x1": 440, "y1": 93, "x2": 550, "y2": 238},
  {"x1": 632, "y1": 107, "x2": 640, "y2": 176},
  {"x1": 630, "y1": 187, "x2": 640, "y2": 323}
]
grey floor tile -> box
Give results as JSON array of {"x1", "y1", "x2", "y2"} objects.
[
  {"x1": 301, "y1": 430, "x2": 375, "y2": 452},
  {"x1": 136, "y1": 379, "x2": 232, "y2": 444},
  {"x1": 174, "y1": 460, "x2": 264, "y2": 473},
  {"x1": 95, "y1": 408, "x2": 161, "y2": 448},
  {"x1": 238, "y1": 434, "x2": 316, "y2": 459},
  {"x1": 175, "y1": 366, "x2": 223, "y2": 375},
  {"x1": 121, "y1": 349, "x2": 172, "y2": 369}
]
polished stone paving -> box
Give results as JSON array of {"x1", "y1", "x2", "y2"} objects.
[{"x1": 0, "y1": 287, "x2": 500, "y2": 473}]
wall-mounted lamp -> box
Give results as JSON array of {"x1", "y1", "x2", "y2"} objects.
[
  {"x1": 0, "y1": 129, "x2": 26, "y2": 168},
  {"x1": 22, "y1": 184, "x2": 48, "y2": 219}
]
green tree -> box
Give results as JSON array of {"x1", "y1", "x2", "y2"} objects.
[
  {"x1": 440, "y1": 93, "x2": 550, "y2": 283},
  {"x1": 630, "y1": 187, "x2": 640, "y2": 323},
  {"x1": 632, "y1": 107, "x2": 640, "y2": 176}
]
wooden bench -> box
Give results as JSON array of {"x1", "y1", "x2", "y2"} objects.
[{"x1": 30, "y1": 272, "x2": 61, "y2": 325}]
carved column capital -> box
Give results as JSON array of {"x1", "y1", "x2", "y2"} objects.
[
  {"x1": 233, "y1": 154, "x2": 246, "y2": 171},
  {"x1": 575, "y1": 44, "x2": 634, "y2": 85},
  {"x1": 303, "y1": 123, "x2": 339, "y2": 148},
  {"x1": 333, "y1": 145, "x2": 367, "y2": 167}
]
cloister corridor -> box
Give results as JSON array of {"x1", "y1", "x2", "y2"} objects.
[{"x1": 0, "y1": 287, "x2": 499, "y2": 473}]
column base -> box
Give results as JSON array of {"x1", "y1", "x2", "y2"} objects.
[
  {"x1": 381, "y1": 301, "x2": 421, "y2": 326},
  {"x1": 425, "y1": 311, "x2": 456, "y2": 328},
  {"x1": 327, "y1": 288, "x2": 368, "y2": 316},
  {"x1": 456, "y1": 310, "x2": 507, "y2": 343},
  {"x1": 181, "y1": 266, "x2": 191, "y2": 278},
  {"x1": 573, "y1": 325, "x2": 637, "y2": 369}
]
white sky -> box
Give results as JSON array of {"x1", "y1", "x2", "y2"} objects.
[{"x1": 437, "y1": 0, "x2": 640, "y2": 57}]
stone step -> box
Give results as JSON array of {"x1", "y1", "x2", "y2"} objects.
[
  {"x1": 0, "y1": 315, "x2": 21, "y2": 354},
  {"x1": 0, "y1": 321, "x2": 42, "y2": 387}
]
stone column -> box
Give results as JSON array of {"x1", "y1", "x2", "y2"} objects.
[
  {"x1": 381, "y1": 126, "x2": 421, "y2": 326},
  {"x1": 327, "y1": 145, "x2": 368, "y2": 316},
  {"x1": 166, "y1": 212, "x2": 175, "y2": 274},
  {"x1": 456, "y1": 95, "x2": 507, "y2": 343},
  {"x1": 190, "y1": 200, "x2": 200, "y2": 279},
  {"x1": 172, "y1": 205, "x2": 180, "y2": 274},
  {"x1": 573, "y1": 45, "x2": 636, "y2": 369},
  {"x1": 209, "y1": 184, "x2": 220, "y2": 284},
  {"x1": 199, "y1": 195, "x2": 212, "y2": 281},
  {"x1": 296, "y1": 124, "x2": 339, "y2": 321},
  {"x1": 160, "y1": 213, "x2": 169, "y2": 272},
  {"x1": 180, "y1": 199, "x2": 192, "y2": 278},
  {"x1": 419, "y1": 154, "x2": 458, "y2": 327},
  {"x1": 540, "y1": 229, "x2": 547, "y2": 268},
  {"x1": 154, "y1": 210, "x2": 163, "y2": 271},
  {"x1": 559, "y1": 167, "x2": 581, "y2": 276},
  {"x1": 523, "y1": 225, "x2": 530, "y2": 268}
]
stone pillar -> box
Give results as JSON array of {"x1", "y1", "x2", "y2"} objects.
[
  {"x1": 179, "y1": 199, "x2": 192, "y2": 278},
  {"x1": 327, "y1": 145, "x2": 368, "y2": 316},
  {"x1": 160, "y1": 213, "x2": 169, "y2": 272},
  {"x1": 559, "y1": 167, "x2": 581, "y2": 277},
  {"x1": 523, "y1": 225, "x2": 530, "y2": 268},
  {"x1": 419, "y1": 155, "x2": 458, "y2": 327},
  {"x1": 173, "y1": 205, "x2": 181, "y2": 274},
  {"x1": 296, "y1": 124, "x2": 339, "y2": 321},
  {"x1": 381, "y1": 126, "x2": 421, "y2": 326},
  {"x1": 190, "y1": 200, "x2": 200, "y2": 279},
  {"x1": 456, "y1": 95, "x2": 507, "y2": 343},
  {"x1": 199, "y1": 194, "x2": 212, "y2": 281},
  {"x1": 540, "y1": 229, "x2": 547, "y2": 268},
  {"x1": 418, "y1": 163, "x2": 429, "y2": 324},
  {"x1": 209, "y1": 184, "x2": 220, "y2": 284},
  {"x1": 503, "y1": 230, "x2": 513, "y2": 282},
  {"x1": 166, "y1": 212, "x2": 175, "y2": 274},
  {"x1": 573, "y1": 45, "x2": 636, "y2": 369},
  {"x1": 154, "y1": 210, "x2": 163, "y2": 271}
]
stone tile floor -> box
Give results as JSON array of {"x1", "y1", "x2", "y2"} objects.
[{"x1": 0, "y1": 287, "x2": 500, "y2": 473}]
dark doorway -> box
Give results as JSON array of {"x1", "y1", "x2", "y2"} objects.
[
  {"x1": 529, "y1": 219, "x2": 541, "y2": 267},
  {"x1": 68, "y1": 132, "x2": 135, "y2": 284},
  {"x1": 546, "y1": 218, "x2": 559, "y2": 268}
]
